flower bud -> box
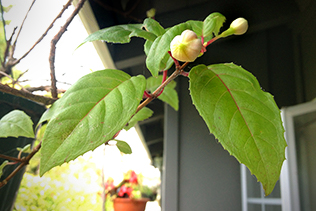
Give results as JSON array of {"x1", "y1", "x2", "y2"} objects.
[
  {"x1": 230, "y1": 18, "x2": 248, "y2": 35},
  {"x1": 170, "y1": 30, "x2": 202, "y2": 62},
  {"x1": 219, "y1": 17, "x2": 248, "y2": 38}
]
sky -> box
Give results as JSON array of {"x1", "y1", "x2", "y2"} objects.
[{"x1": 3, "y1": 0, "x2": 105, "y2": 89}]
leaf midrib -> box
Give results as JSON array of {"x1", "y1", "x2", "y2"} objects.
[
  {"x1": 43, "y1": 78, "x2": 129, "y2": 168},
  {"x1": 213, "y1": 69, "x2": 271, "y2": 183}
]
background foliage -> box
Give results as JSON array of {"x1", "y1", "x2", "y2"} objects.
[{"x1": 14, "y1": 145, "x2": 103, "y2": 211}]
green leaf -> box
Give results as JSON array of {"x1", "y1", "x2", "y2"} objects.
[
  {"x1": 144, "y1": 40, "x2": 153, "y2": 56},
  {"x1": 38, "y1": 108, "x2": 53, "y2": 126},
  {"x1": 124, "y1": 107, "x2": 153, "y2": 131},
  {"x1": 146, "y1": 22, "x2": 190, "y2": 76},
  {"x1": 185, "y1": 12, "x2": 225, "y2": 42},
  {"x1": 0, "y1": 110, "x2": 34, "y2": 138},
  {"x1": 186, "y1": 20, "x2": 211, "y2": 43},
  {"x1": 0, "y1": 160, "x2": 9, "y2": 178},
  {"x1": 40, "y1": 69, "x2": 146, "y2": 176},
  {"x1": 78, "y1": 24, "x2": 157, "y2": 47},
  {"x1": 202, "y1": 12, "x2": 226, "y2": 37},
  {"x1": 189, "y1": 63, "x2": 286, "y2": 196},
  {"x1": 115, "y1": 140, "x2": 132, "y2": 154},
  {"x1": 186, "y1": 20, "x2": 203, "y2": 36},
  {"x1": 38, "y1": 70, "x2": 130, "y2": 125},
  {"x1": 16, "y1": 144, "x2": 32, "y2": 154},
  {"x1": 146, "y1": 75, "x2": 179, "y2": 110},
  {"x1": 3, "y1": 5, "x2": 13, "y2": 13},
  {"x1": 143, "y1": 18, "x2": 165, "y2": 36}
]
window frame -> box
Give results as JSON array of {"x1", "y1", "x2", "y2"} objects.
[{"x1": 240, "y1": 101, "x2": 316, "y2": 211}]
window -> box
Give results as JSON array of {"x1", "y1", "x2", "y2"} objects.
[
  {"x1": 241, "y1": 101, "x2": 316, "y2": 211},
  {"x1": 241, "y1": 164, "x2": 282, "y2": 211}
]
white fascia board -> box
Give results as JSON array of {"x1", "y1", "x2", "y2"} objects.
[{"x1": 73, "y1": 0, "x2": 116, "y2": 69}]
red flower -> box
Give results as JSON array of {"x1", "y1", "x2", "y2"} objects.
[
  {"x1": 118, "y1": 184, "x2": 133, "y2": 197},
  {"x1": 129, "y1": 171, "x2": 138, "y2": 184}
]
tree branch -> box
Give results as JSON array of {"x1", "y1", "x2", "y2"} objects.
[
  {"x1": 25, "y1": 85, "x2": 66, "y2": 94},
  {"x1": 11, "y1": 0, "x2": 37, "y2": 58},
  {"x1": 0, "y1": 141, "x2": 42, "y2": 188},
  {"x1": 11, "y1": 0, "x2": 74, "y2": 67},
  {"x1": 0, "y1": 154, "x2": 22, "y2": 163},
  {"x1": 0, "y1": 27, "x2": 17, "y2": 77},
  {"x1": 0, "y1": 70, "x2": 27, "y2": 91},
  {"x1": 49, "y1": 0, "x2": 87, "y2": 98},
  {"x1": 0, "y1": 83, "x2": 56, "y2": 105}
]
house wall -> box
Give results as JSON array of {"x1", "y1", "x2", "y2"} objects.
[
  {"x1": 294, "y1": 1, "x2": 316, "y2": 102},
  {"x1": 178, "y1": 77, "x2": 242, "y2": 211}
]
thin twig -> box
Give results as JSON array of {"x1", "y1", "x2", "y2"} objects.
[
  {"x1": 11, "y1": 0, "x2": 74, "y2": 66},
  {"x1": 0, "y1": 70, "x2": 28, "y2": 91},
  {"x1": 136, "y1": 62, "x2": 189, "y2": 113},
  {"x1": 49, "y1": 0, "x2": 86, "y2": 98},
  {"x1": 15, "y1": 69, "x2": 29, "y2": 82},
  {"x1": 26, "y1": 85, "x2": 66, "y2": 94},
  {"x1": 0, "y1": 27, "x2": 17, "y2": 75},
  {"x1": 45, "y1": 79, "x2": 72, "y2": 86},
  {"x1": 0, "y1": 154, "x2": 22, "y2": 163},
  {"x1": 124, "y1": 0, "x2": 142, "y2": 16},
  {"x1": 11, "y1": 0, "x2": 37, "y2": 56},
  {"x1": 0, "y1": 141, "x2": 42, "y2": 188}
]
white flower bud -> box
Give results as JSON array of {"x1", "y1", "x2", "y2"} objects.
[
  {"x1": 219, "y1": 17, "x2": 248, "y2": 38},
  {"x1": 230, "y1": 18, "x2": 248, "y2": 35},
  {"x1": 170, "y1": 30, "x2": 202, "y2": 62}
]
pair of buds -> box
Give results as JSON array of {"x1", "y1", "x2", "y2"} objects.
[{"x1": 170, "y1": 18, "x2": 248, "y2": 62}]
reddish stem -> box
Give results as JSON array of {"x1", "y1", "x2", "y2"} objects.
[
  {"x1": 156, "y1": 70, "x2": 168, "y2": 97},
  {"x1": 180, "y1": 71, "x2": 189, "y2": 77},
  {"x1": 112, "y1": 130, "x2": 121, "y2": 139},
  {"x1": 168, "y1": 51, "x2": 180, "y2": 68},
  {"x1": 7, "y1": 161, "x2": 19, "y2": 165},
  {"x1": 204, "y1": 36, "x2": 219, "y2": 47},
  {"x1": 143, "y1": 91, "x2": 152, "y2": 98},
  {"x1": 162, "y1": 69, "x2": 168, "y2": 82}
]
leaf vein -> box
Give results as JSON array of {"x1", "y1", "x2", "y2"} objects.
[{"x1": 215, "y1": 73, "x2": 270, "y2": 179}]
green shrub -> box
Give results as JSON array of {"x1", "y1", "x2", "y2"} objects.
[{"x1": 14, "y1": 155, "x2": 103, "y2": 211}]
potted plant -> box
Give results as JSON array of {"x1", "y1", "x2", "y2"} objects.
[{"x1": 105, "y1": 170, "x2": 158, "y2": 211}]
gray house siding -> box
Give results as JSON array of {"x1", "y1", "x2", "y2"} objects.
[{"x1": 178, "y1": 77, "x2": 242, "y2": 211}]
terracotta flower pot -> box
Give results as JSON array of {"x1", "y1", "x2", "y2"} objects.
[{"x1": 113, "y1": 198, "x2": 149, "y2": 211}]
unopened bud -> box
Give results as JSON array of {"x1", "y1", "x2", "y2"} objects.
[
  {"x1": 146, "y1": 8, "x2": 156, "y2": 18},
  {"x1": 170, "y1": 30, "x2": 202, "y2": 62},
  {"x1": 230, "y1": 18, "x2": 248, "y2": 35},
  {"x1": 219, "y1": 17, "x2": 248, "y2": 38}
]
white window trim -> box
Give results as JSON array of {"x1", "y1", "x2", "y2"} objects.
[
  {"x1": 241, "y1": 164, "x2": 282, "y2": 211},
  {"x1": 280, "y1": 101, "x2": 316, "y2": 211},
  {"x1": 241, "y1": 101, "x2": 316, "y2": 211}
]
